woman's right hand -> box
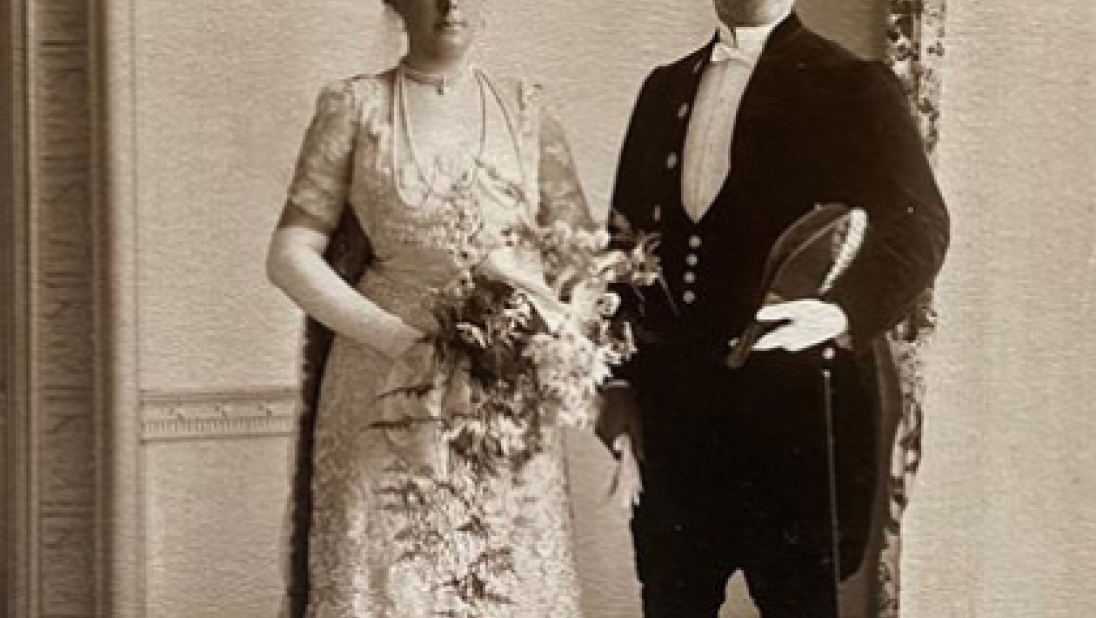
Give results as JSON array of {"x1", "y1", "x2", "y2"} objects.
[
  {"x1": 375, "y1": 319, "x2": 427, "y2": 360},
  {"x1": 381, "y1": 340, "x2": 435, "y2": 396}
]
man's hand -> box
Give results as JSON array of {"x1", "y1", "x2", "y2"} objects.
[
  {"x1": 595, "y1": 383, "x2": 644, "y2": 462},
  {"x1": 753, "y1": 299, "x2": 849, "y2": 352}
]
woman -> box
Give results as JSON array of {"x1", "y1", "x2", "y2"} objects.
[{"x1": 266, "y1": 0, "x2": 592, "y2": 616}]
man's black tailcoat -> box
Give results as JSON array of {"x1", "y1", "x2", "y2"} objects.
[{"x1": 610, "y1": 12, "x2": 948, "y2": 590}]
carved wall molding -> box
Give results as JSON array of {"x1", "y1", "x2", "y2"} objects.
[
  {"x1": 3, "y1": 0, "x2": 105, "y2": 616},
  {"x1": 2, "y1": 0, "x2": 29, "y2": 615},
  {"x1": 0, "y1": 382, "x2": 10, "y2": 618},
  {"x1": 140, "y1": 388, "x2": 300, "y2": 443}
]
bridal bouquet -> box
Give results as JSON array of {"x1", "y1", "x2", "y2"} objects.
[
  {"x1": 423, "y1": 220, "x2": 660, "y2": 474},
  {"x1": 374, "y1": 217, "x2": 659, "y2": 615}
]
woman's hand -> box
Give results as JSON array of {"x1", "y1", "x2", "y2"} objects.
[
  {"x1": 268, "y1": 203, "x2": 430, "y2": 356},
  {"x1": 479, "y1": 246, "x2": 550, "y2": 294},
  {"x1": 479, "y1": 246, "x2": 568, "y2": 329},
  {"x1": 377, "y1": 321, "x2": 427, "y2": 360},
  {"x1": 383, "y1": 341, "x2": 436, "y2": 396}
]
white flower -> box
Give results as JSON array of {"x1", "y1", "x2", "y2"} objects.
[
  {"x1": 452, "y1": 270, "x2": 476, "y2": 296},
  {"x1": 594, "y1": 250, "x2": 628, "y2": 276},
  {"x1": 591, "y1": 229, "x2": 611, "y2": 250},
  {"x1": 555, "y1": 390, "x2": 596, "y2": 428},
  {"x1": 566, "y1": 276, "x2": 614, "y2": 322},
  {"x1": 456, "y1": 323, "x2": 488, "y2": 348},
  {"x1": 595, "y1": 292, "x2": 621, "y2": 317},
  {"x1": 614, "y1": 324, "x2": 637, "y2": 358},
  {"x1": 572, "y1": 230, "x2": 597, "y2": 252},
  {"x1": 498, "y1": 295, "x2": 533, "y2": 332},
  {"x1": 551, "y1": 219, "x2": 573, "y2": 239},
  {"x1": 635, "y1": 270, "x2": 657, "y2": 287},
  {"x1": 493, "y1": 415, "x2": 526, "y2": 456}
]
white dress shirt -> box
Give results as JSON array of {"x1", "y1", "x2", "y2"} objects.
[{"x1": 682, "y1": 11, "x2": 789, "y2": 221}]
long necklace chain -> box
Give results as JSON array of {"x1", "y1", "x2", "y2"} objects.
[{"x1": 392, "y1": 64, "x2": 488, "y2": 208}]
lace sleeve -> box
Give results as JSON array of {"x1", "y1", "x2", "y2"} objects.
[
  {"x1": 525, "y1": 84, "x2": 594, "y2": 230},
  {"x1": 286, "y1": 79, "x2": 360, "y2": 229}
]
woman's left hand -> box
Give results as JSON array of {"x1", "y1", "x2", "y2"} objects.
[{"x1": 479, "y1": 246, "x2": 568, "y2": 329}]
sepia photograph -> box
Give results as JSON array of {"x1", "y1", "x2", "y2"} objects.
[{"x1": 2, "y1": 1, "x2": 1094, "y2": 617}]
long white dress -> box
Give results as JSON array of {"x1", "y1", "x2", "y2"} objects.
[{"x1": 285, "y1": 68, "x2": 590, "y2": 618}]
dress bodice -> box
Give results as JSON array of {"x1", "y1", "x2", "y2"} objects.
[{"x1": 287, "y1": 68, "x2": 579, "y2": 331}]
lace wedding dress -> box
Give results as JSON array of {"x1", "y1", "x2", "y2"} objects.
[{"x1": 285, "y1": 67, "x2": 591, "y2": 618}]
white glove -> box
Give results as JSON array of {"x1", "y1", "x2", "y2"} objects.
[
  {"x1": 607, "y1": 434, "x2": 643, "y2": 509},
  {"x1": 753, "y1": 299, "x2": 848, "y2": 352},
  {"x1": 479, "y1": 246, "x2": 567, "y2": 329}
]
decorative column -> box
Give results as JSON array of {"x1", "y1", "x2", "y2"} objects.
[{"x1": 2, "y1": 0, "x2": 108, "y2": 616}]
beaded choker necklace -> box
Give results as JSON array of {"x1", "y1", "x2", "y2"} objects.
[{"x1": 397, "y1": 60, "x2": 470, "y2": 95}]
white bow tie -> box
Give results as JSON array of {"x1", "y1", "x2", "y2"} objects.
[
  {"x1": 710, "y1": 17, "x2": 783, "y2": 64},
  {"x1": 710, "y1": 40, "x2": 752, "y2": 63}
]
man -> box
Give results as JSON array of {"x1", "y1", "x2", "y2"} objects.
[{"x1": 600, "y1": 1, "x2": 949, "y2": 617}]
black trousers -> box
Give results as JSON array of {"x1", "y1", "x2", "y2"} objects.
[{"x1": 630, "y1": 348, "x2": 876, "y2": 618}]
